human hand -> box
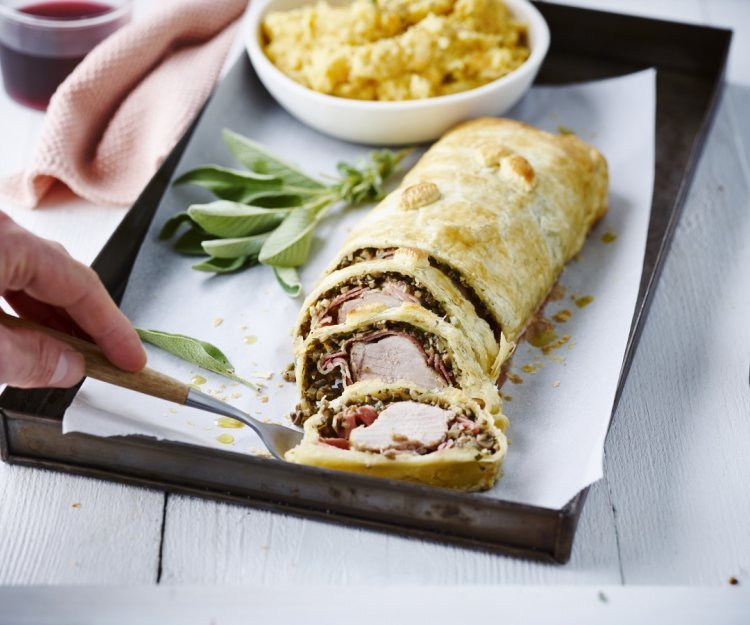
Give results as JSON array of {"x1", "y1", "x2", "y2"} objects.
[{"x1": 0, "y1": 211, "x2": 146, "y2": 388}]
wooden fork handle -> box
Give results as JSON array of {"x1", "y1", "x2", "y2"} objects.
[{"x1": 0, "y1": 311, "x2": 190, "y2": 405}]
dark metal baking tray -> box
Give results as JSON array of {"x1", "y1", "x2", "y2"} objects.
[{"x1": 0, "y1": 3, "x2": 731, "y2": 563}]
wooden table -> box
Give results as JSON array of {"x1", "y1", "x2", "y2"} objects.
[{"x1": 1, "y1": 0, "x2": 749, "y2": 590}]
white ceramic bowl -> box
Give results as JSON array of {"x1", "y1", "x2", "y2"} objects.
[{"x1": 245, "y1": 0, "x2": 550, "y2": 145}]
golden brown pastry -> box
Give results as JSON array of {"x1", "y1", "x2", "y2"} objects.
[
  {"x1": 286, "y1": 381, "x2": 507, "y2": 491},
  {"x1": 327, "y1": 118, "x2": 609, "y2": 345}
]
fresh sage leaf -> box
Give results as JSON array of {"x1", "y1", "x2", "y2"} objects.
[
  {"x1": 159, "y1": 212, "x2": 193, "y2": 240},
  {"x1": 137, "y1": 328, "x2": 233, "y2": 368},
  {"x1": 223, "y1": 129, "x2": 325, "y2": 191},
  {"x1": 187, "y1": 201, "x2": 289, "y2": 238},
  {"x1": 252, "y1": 194, "x2": 304, "y2": 208},
  {"x1": 136, "y1": 328, "x2": 258, "y2": 390},
  {"x1": 201, "y1": 233, "x2": 269, "y2": 259},
  {"x1": 273, "y1": 266, "x2": 302, "y2": 298},
  {"x1": 174, "y1": 165, "x2": 283, "y2": 204},
  {"x1": 168, "y1": 131, "x2": 409, "y2": 295},
  {"x1": 192, "y1": 255, "x2": 251, "y2": 274},
  {"x1": 174, "y1": 228, "x2": 215, "y2": 256},
  {"x1": 258, "y1": 206, "x2": 318, "y2": 267}
]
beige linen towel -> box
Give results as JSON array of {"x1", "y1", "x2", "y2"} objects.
[{"x1": 0, "y1": 0, "x2": 248, "y2": 208}]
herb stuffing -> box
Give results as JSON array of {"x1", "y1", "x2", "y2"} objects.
[{"x1": 160, "y1": 129, "x2": 408, "y2": 296}]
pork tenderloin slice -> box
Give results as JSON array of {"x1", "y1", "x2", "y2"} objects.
[
  {"x1": 337, "y1": 291, "x2": 406, "y2": 324},
  {"x1": 349, "y1": 335, "x2": 448, "y2": 389},
  {"x1": 336, "y1": 281, "x2": 419, "y2": 324},
  {"x1": 349, "y1": 401, "x2": 454, "y2": 452}
]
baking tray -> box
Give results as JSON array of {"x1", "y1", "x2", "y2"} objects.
[{"x1": 0, "y1": 3, "x2": 731, "y2": 563}]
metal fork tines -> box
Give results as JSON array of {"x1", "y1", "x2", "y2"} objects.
[{"x1": 184, "y1": 388, "x2": 303, "y2": 460}]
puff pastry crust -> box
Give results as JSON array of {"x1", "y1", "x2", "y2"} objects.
[
  {"x1": 286, "y1": 381, "x2": 508, "y2": 492},
  {"x1": 288, "y1": 118, "x2": 608, "y2": 490},
  {"x1": 327, "y1": 117, "x2": 609, "y2": 343}
]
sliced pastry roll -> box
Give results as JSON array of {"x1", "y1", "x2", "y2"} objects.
[
  {"x1": 292, "y1": 304, "x2": 503, "y2": 426},
  {"x1": 294, "y1": 247, "x2": 510, "y2": 376},
  {"x1": 286, "y1": 117, "x2": 609, "y2": 490},
  {"x1": 286, "y1": 381, "x2": 508, "y2": 491},
  {"x1": 327, "y1": 118, "x2": 609, "y2": 347}
]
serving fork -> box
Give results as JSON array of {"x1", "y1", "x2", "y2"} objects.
[{"x1": 0, "y1": 312, "x2": 303, "y2": 459}]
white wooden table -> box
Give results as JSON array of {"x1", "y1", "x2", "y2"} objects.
[{"x1": 1, "y1": 0, "x2": 749, "y2": 593}]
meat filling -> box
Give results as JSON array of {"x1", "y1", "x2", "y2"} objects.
[
  {"x1": 317, "y1": 395, "x2": 499, "y2": 457},
  {"x1": 335, "y1": 247, "x2": 502, "y2": 340},
  {"x1": 294, "y1": 323, "x2": 455, "y2": 425},
  {"x1": 349, "y1": 401, "x2": 452, "y2": 452},
  {"x1": 349, "y1": 335, "x2": 449, "y2": 389},
  {"x1": 337, "y1": 282, "x2": 417, "y2": 323},
  {"x1": 302, "y1": 273, "x2": 446, "y2": 336}
]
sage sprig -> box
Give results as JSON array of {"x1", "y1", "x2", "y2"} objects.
[
  {"x1": 161, "y1": 129, "x2": 409, "y2": 296},
  {"x1": 136, "y1": 328, "x2": 259, "y2": 390}
]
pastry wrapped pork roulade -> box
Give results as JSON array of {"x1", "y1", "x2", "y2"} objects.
[
  {"x1": 294, "y1": 247, "x2": 512, "y2": 376},
  {"x1": 286, "y1": 381, "x2": 508, "y2": 491},
  {"x1": 327, "y1": 118, "x2": 609, "y2": 345},
  {"x1": 292, "y1": 304, "x2": 504, "y2": 426}
]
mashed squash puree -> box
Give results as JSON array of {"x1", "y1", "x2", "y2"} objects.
[{"x1": 261, "y1": 0, "x2": 529, "y2": 101}]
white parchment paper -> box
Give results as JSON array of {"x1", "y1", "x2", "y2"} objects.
[{"x1": 64, "y1": 67, "x2": 656, "y2": 510}]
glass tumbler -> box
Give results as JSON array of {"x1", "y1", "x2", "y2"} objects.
[{"x1": 0, "y1": 0, "x2": 132, "y2": 110}]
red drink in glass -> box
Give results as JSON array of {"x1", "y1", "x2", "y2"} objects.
[{"x1": 0, "y1": 0, "x2": 132, "y2": 110}]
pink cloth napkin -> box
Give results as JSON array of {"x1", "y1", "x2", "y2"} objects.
[{"x1": 0, "y1": 0, "x2": 248, "y2": 208}]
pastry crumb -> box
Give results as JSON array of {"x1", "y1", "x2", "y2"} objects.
[
  {"x1": 548, "y1": 284, "x2": 565, "y2": 301},
  {"x1": 526, "y1": 316, "x2": 557, "y2": 348},
  {"x1": 574, "y1": 295, "x2": 594, "y2": 308},
  {"x1": 542, "y1": 335, "x2": 570, "y2": 355},
  {"x1": 506, "y1": 372, "x2": 524, "y2": 385}
]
